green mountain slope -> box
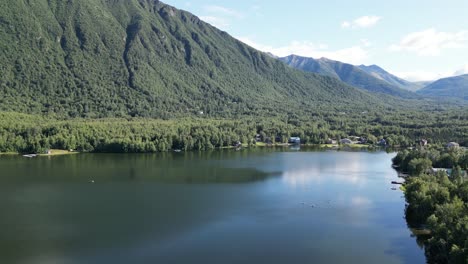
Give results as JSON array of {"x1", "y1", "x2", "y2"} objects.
[
  {"x1": 0, "y1": 0, "x2": 385, "y2": 119},
  {"x1": 280, "y1": 55, "x2": 419, "y2": 98},
  {"x1": 417, "y1": 74, "x2": 468, "y2": 100},
  {"x1": 357, "y1": 64, "x2": 425, "y2": 91}
]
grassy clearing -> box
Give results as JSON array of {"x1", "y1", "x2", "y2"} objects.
[
  {"x1": 0, "y1": 152, "x2": 19, "y2": 155},
  {"x1": 38, "y1": 149, "x2": 80, "y2": 156}
]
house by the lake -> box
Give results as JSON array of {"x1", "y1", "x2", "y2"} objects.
[
  {"x1": 420, "y1": 139, "x2": 428, "y2": 146},
  {"x1": 431, "y1": 168, "x2": 467, "y2": 177},
  {"x1": 431, "y1": 168, "x2": 452, "y2": 175},
  {"x1": 358, "y1": 137, "x2": 367, "y2": 144},
  {"x1": 378, "y1": 139, "x2": 387, "y2": 146},
  {"x1": 446, "y1": 142, "x2": 460, "y2": 148},
  {"x1": 288, "y1": 137, "x2": 301, "y2": 144},
  {"x1": 340, "y1": 138, "x2": 352, "y2": 145}
]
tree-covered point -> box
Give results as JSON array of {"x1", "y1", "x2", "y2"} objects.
[{"x1": 393, "y1": 148, "x2": 468, "y2": 263}]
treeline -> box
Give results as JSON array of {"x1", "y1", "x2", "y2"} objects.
[
  {"x1": 0, "y1": 110, "x2": 467, "y2": 154},
  {"x1": 393, "y1": 148, "x2": 468, "y2": 264}
]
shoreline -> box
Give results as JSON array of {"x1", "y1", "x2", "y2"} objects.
[
  {"x1": 0, "y1": 143, "x2": 380, "y2": 157},
  {"x1": 0, "y1": 149, "x2": 80, "y2": 157}
]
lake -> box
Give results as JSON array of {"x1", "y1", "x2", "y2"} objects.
[{"x1": 0, "y1": 148, "x2": 425, "y2": 264}]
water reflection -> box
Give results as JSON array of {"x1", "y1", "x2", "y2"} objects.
[
  {"x1": 0, "y1": 150, "x2": 425, "y2": 264},
  {"x1": 280, "y1": 151, "x2": 369, "y2": 187}
]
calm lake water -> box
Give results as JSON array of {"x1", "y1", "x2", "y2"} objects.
[{"x1": 0, "y1": 149, "x2": 425, "y2": 264}]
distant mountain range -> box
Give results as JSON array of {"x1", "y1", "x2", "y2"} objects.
[
  {"x1": 417, "y1": 74, "x2": 468, "y2": 100},
  {"x1": 357, "y1": 64, "x2": 426, "y2": 92},
  {"x1": 280, "y1": 55, "x2": 419, "y2": 98},
  {"x1": 280, "y1": 55, "x2": 468, "y2": 101}
]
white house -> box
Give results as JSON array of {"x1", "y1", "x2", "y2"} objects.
[{"x1": 340, "y1": 138, "x2": 352, "y2": 144}]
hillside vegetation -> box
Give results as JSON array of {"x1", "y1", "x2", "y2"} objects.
[
  {"x1": 0, "y1": 0, "x2": 467, "y2": 155},
  {"x1": 393, "y1": 148, "x2": 468, "y2": 263},
  {"x1": 0, "y1": 0, "x2": 387, "y2": 119},
  {"x1": 418, "y1": 74, "x2": 468, "y2": 100}
]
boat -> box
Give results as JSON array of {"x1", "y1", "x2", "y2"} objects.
[
  {"x1": 391, "y1": 181, "x2": 404, "y2": 185},
  {"x1": 22, "y1": 154, "x2": 37, "y2": 158}
]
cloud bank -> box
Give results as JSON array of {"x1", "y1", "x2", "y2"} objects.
[
  {"x1": 237, "y1": 37, "x2": 370, "y2": 65},
  {"x1": 342, "y1": 16, "x2": 382, "y2": 29},
  {"x1": 390, "y1": 28, "x2": 468, "y2": 56}
]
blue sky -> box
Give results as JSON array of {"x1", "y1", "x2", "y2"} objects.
[{"x1": 163, "y1": 0, "x2": 468, "y2": 81}]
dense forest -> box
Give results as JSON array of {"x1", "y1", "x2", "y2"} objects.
[
  {"x1": 0, "y1": 0, "x2": 395, "y2": 119},
  {"x1": 1, "y1": 109, "x2": 467, "y2": 154},
  {"x1": 393, "y1": 148, "x2": 468, "y2": 263},
  {"x1": 0, "y1": 0, "x2": 467, "y2": 156},
  {"x1": 0, "y1": 1, "x2": 468, "y2": 263}
]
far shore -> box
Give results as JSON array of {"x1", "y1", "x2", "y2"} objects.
[
  {"x1": 253, "y1": 142, "x2": 375, "y2": 149},
  {"x1": 39, "y1": 149, "x2": 80, "y2": 156},
  {"x1": 0, "y1": 143, "x2": 380, "y2": 157},
  {"x1": 0, "y1": 149, "x2": 80, "y2": 157}
]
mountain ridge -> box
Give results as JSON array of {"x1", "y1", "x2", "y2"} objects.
[
  {"x1": 0, "y1": 0, "x2": 388, "y2": 118},
  {"x1": 418, "y1": 74, "x2": 468, "y2": 100},
  {"x1": 280, "y1": 55, "x2": 419, "y2": 98},
  {"x1": 357, "y1": 64, "x2": 425, "y2": 91}
]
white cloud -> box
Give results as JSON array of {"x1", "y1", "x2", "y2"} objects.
[
  {"x1": 199, "y1": 5, "x2": 243, "y2": 30},
  {"x1": 249, "y1": 4, "x2": 263, "y2": 17},
  {"x1": 203, "y1": 5, "x2": 243, "y2": 19},
  {"x1": 341, "y1": 21, "x2": 351, "y2": 28},
  {"x1": 199, "y1": 16, "x2": 230, "y2": 29},
  {"x1": 392, "y1": 65, "x2": 468, "y2": 82},
  {"x1": 389, "y1": 28, "x2": 468, "y2": 56},
  {"x1": 341, "y1": 16, "x2": 382, "y2": 29},
  {"x1": 391, "y1": 71, "x2": 452, "y2": 82},
  {"x1": 237, "y1": 37, "x2": 370, "y2": 65},
  {"x1": 250, "y1": 5, "x2": 261, "y2": 11},
  {"x1": 360, "y1": 39, "x2": 372, "y2": 47},
  {"x1": 454, "y1": 64, "x2": 468, "y2": 76}
]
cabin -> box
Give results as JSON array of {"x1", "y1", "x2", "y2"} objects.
[
  {"x1": 358, "y1": 137, "x2": 367, "y2": 144},
  {"x1": 275, "y1": 136, "x2": 282, "y2": 143},
  {"x1": 288, "y1": 137, "x2": 301, "y2": 144},
  {"x1": 446, "y1": 142, "x2": 460, "y2": 148},
  {"x1": 378, "y1": 139, "x2": 387, "y2": 146},
  {"x1": 431, "y1": 168, "x2": 452, "y2": 175},
  {"x1": 419, "y1": 139, "x2": 428, "y2": 146},
  {"x1": 255, "y1": 134, "x2": 262, "y2": 142},
  {"x1": 431, "y1": 168, "x2": 468, "y2": 177},
  {"x1": 340, "y1": 138, "x2": 352, "y2": 145}
]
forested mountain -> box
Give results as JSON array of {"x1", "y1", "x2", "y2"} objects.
[
  {"x1": 358, "y1": 64, "x2": 425, "y2": 91},
  {"x1": 0, "y1": 0, "x2": 467, "y2": 155},
  {"x1": 280, "y1": 55, "x2": 418, "y2": 98},
  {"x1": 418, "y1": 74, "x2": 468, "y2": 100},
  {"x1": 0, "y1": 0, "x2": 388, "y2": 119}
]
